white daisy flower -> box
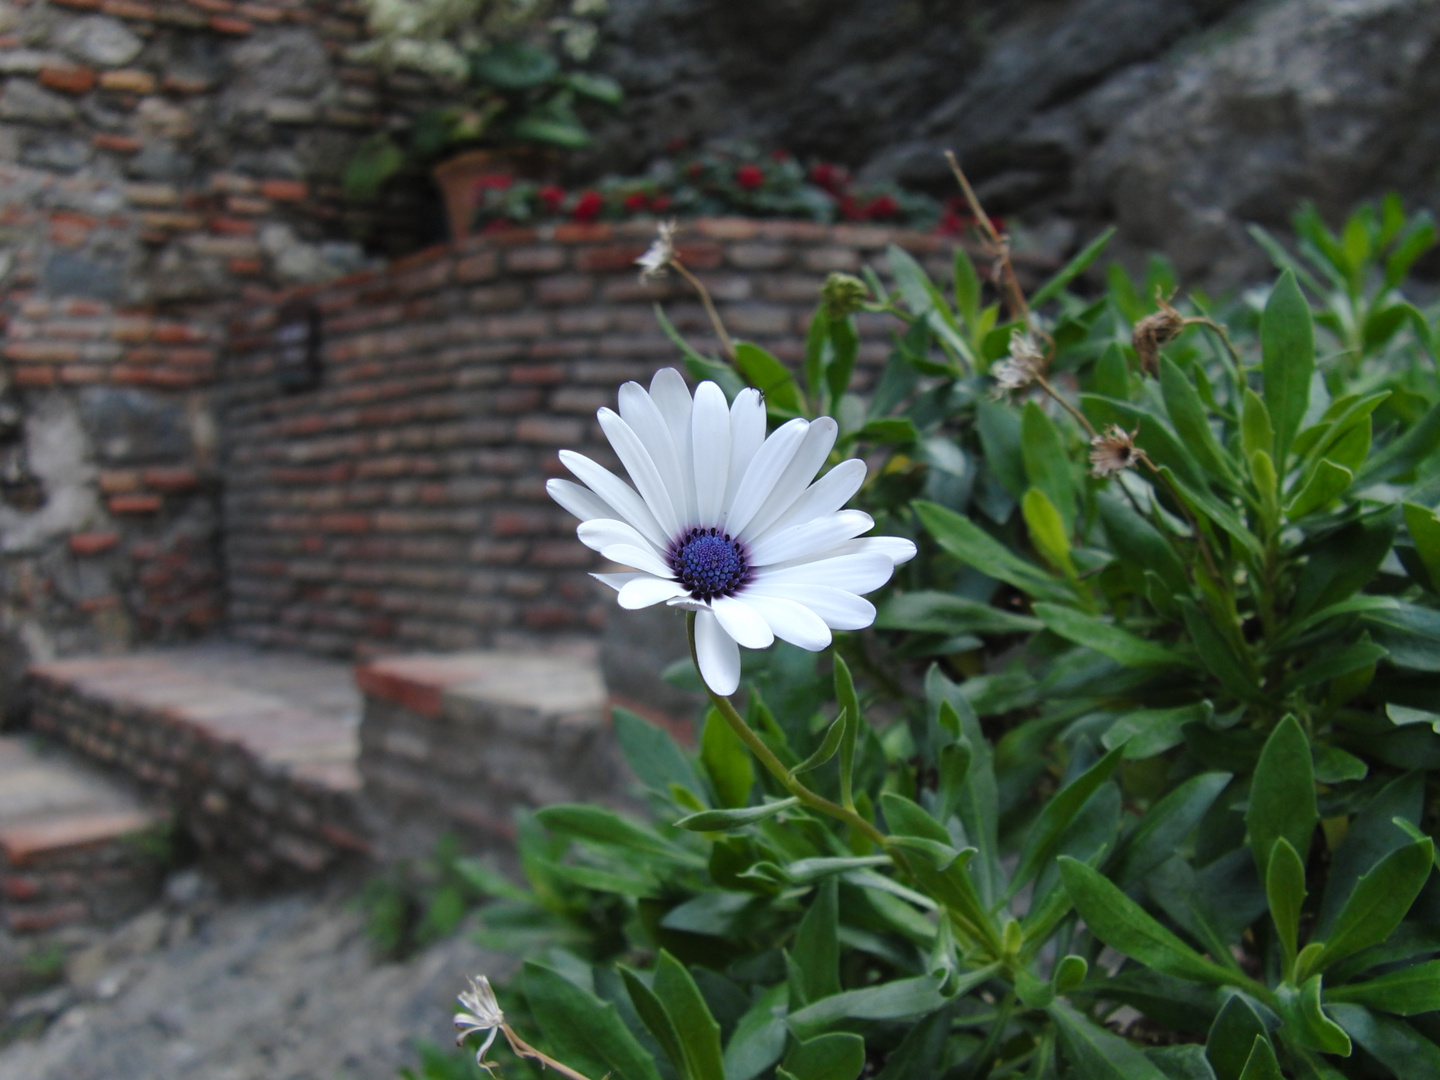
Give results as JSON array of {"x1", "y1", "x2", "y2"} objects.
[
  {"x1": 454, "y1": 975, "x2": 504, "y2": 1072},
  {"x1": 548, "y1": 369, "x2": 917, "y2": 696},
  {"x1": 635, "y1": 220, "x2": 677, "y2": 281}
]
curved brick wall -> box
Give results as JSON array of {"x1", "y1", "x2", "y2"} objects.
[{"x1": 221, "y1": 219, "x2": 954, "y2": 657}]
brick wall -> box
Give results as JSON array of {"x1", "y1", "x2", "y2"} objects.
[
  {"x1": 221, "y1": 219, "x2": 951, "y2": 658},
  {"x1": 0, "y1": 0, "x2": 446, "y2": 703}
]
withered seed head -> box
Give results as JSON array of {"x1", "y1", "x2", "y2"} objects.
[
  {"x1": 1089, "y1": 424, "x2": 1141, "y2": 477},
  {"x1": 1132, "y1": 293, "x2": 1186, "y2": 373}
]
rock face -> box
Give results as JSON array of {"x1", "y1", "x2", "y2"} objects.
[{"x1": 587, "y1": 0, "x2": 1440, "y2": 287}]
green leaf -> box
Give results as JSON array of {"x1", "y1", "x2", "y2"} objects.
[
  {"x1": 887, "y1": 245, "x2": 973, "y2": 368},
  {"x1": 1246, "y1": 716, "x2": 1317, "y2": 883},
  {"x1": 563, "y1": 71, "x2": 623, "y2": 104},
  {"x1": 780, "y1": 1033, "x2": 865, "y2": 1080},
  {"x1": 975, "y1": 396, "x2": 1026, "y2": 498},
  {"x1": 1110, "y1": 772, "x2": 1232, "y2": 888},
  {"x1": 1313, "y1": 838, "x2": 1435, "y2": 973},
  {"x1": 512, "y1": 110, "x2": 591, "y2": 149},
  {"x1": 1261, "y1": 270, "x2": 1315, "y2": 466},
  {"x1": 849, "y1": 417, "x2": 919, "y2": 445},
  {"x1": 623, "y1": 967, "x2": 689, "y2": 1079},
  {"x1": 734, "y1": 342, "x2": 803, "y2": 415},
  {"x1": 1048, "y1": 1000, "x2": 1172, "y2": 1080},
  {"x1": 1329, "y1": 1003, "x2": 1440, "y2": 1077},
  {"x1": 1236, "y1": 1037, "x2": 1284, "y2": 1080},
  {"x1": 1059, "y1": 857, "x2": 1241, "y2": 987},
  {"x1": 1275, "y1": 976, "x2": 1351, "y2": 1056},
  {"x1": 1094, "y1": 341, "x2": 1131, "y2": 399},
  {"x1": 1363, "y1": 600, "x2": 1440, "y2": 671},
  {"x1": 1266, "y1": 837, "x2": 1307, "y2": 972},
  {"x1": 1011, "y1": 746, "x2": 1124, "y2": 894},
  {"x1": 827, "y1": 316, "x2": 859, "y2": 404},
  {"x1": 615, "y1": 707, "x2": 705, "y2": 802},
  {"x1": 653, "y1": 952, "x2": 724, "y2": 1080},
  {"x1": 793, "y1": 879, "x2": 842, "y2": 1002},
  {"x1": 1102, "y1": 704, "x2": 1211, "y2": 760},
  {"x1": 1023, "y1": 488, "x2": 1076, "y2": 577},
  {"x1": 1033, "y1": 604, "x2": 1193, "y2": 668},
  {"x1": 1160, "y1": 356, "x2": 1239, "y2": 488},
  {"x1": 1327, "y1": 960, "x2": 1440, "y2": 1016},
  {"x1": 1022, "y1": 403, "x2": 1077, "y2": 534},
  {"x1": 1097, "y1": 491, "x2": 1190, "y2": 596},
  {"x1": 1355, "y1": 402, "x2": 1440, "y2": 487},
  {"x1": 1031, "y1": 227, "x2": 1116, "y2": 307},
  {"x1": 342, "y1": 133, "x2": 403, "y2": 199},
  {"x1": 1285, "y1": 459, "x2": 1352, "y2": 520},
  {"x1": 786, "y1": 974, "x2": 949, "y2": 1038},
  {"x1": 536, "y1": 804, "x2": 702, "y2": 865},
  {"x1": 723, "y1": 984, "x2": 788, "y2": 1080},
  {"x1": 653, "y1": 305, "x2": 746, "y2": 398},
  {"x1": 1207, "y1": 995, "x2": 1272, "y2": 1080},
  {"x1": 1404, "y1": 502, "x2": 1440, "y2": 589},
  {"x1": 833, "y1": 657, "x2": 860, "y2": 812},
  {"x1": 526, "y1": 961, "x2": 663, "y2": 1080},
  {"x1": 914, "y1": 501, "x2": 1071, "y2": 601},
  {"x1": 1241, "y1": 389, "x2": 1275, "y2": 462},
  {"x1": 789, "y1": 710, "x2": 848, "y2": 779},
  {"x1": 1292, "y1": 514, "x2": 1398, "y2": 621},
  {"x1": 875, "y1": 591, "x2": 1044, "y2": 635},
  {"x1": 701, "y1": 707, "x2": 755, "y2": 808},
  {"x1": 471, "y1": 41, "x2": 558, "y2": 89},
  {"x1": 674, "y1": 798, "x2": 801, "y2": 833}
]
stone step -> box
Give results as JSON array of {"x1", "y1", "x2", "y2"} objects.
[
  {"x1": 355, "y1": 647, "x2": 627, "y2": 858},
  {"x1": 27, "y1": 642, "x2": 367, "y2": 882},
  {"x1": 0, "y1": 736, "x2": 166, "y2": 933}
]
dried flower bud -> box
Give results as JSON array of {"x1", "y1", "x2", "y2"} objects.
[
  {"x1": 821, "y1": 272, "x2": 868, "y2": 319},
  {"x1": 1089, "y1": 425, "x2": 1140, "y2": 477},
  {"x1": 635, "y1": 219, "x2": 678, "y2": 281},
  {"x1": 990, "y1": 329, "x2": 1046, "y2": 399},
  {"x1": 1132, "y1": 294, "x2": 1186, "y2": 373}
]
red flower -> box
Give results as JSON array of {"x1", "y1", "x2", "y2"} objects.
[
  {"x1": 866, "y1": 194, "x2": 899, "y2": 220},
  {"x1": 482, "y1": 219, "x2": 512, "y2": 234},
  {"x1": 572, "y1": 190, "x2": 603, "y2": 222},
  {"x1": 687, "y1": 161, "x2": 705, "y2": 178},
  {"x1": 735, "y1": 164, "x2": 764, "y2": 190},
  {"x1": 623, "y1": 191, "x2": 649, "y2": 212},
  {"x1": 839, "y1": 194, "x2": 862, "y2": 221},
  {"x1": 650, "y1": 194, "x2": 672, "y2": 213},
  {"x1": 938, "y1": 210, "x2": 963, "y2": 235},
  {"x1": 810, "y1": 162, "x2": 846, "y2": 194},
  {"x1": 666, "y1": 136, "x2": 689, "y2": 153},
  {"x1": 538, "y1": 185, "x2": 566, "y2": 212},
  {"x1": 770, "y1": 148, "x2": 791, "y2": 162}
]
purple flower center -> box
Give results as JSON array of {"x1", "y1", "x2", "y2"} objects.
[{"x1": 671, "y1": 527, "x2": 748, "y2": 601}]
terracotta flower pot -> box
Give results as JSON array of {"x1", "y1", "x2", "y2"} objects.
[{"x1": 432, "y1": 147, "x2": 560, "y2": 241}]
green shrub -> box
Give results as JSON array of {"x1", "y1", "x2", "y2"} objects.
[{"x1": 439, "y1": 195, "x2": 1440, "y2": 1080}]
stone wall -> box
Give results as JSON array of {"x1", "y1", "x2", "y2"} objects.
[
  {"x1": 220, "y1": 219, "x2": 950, "y2": 659},
  {"x1": 0, "y1": 0, "x2": 444, "y2": 716}
]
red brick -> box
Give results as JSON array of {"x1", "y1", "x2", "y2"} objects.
[
  {"x1": 455, "y1": 251, "x2": 498, "y2": 282},
  {"x1": 209, "y1": 14, "x2": 252, "y2": 32},
  {"x1": 318, "y1": 513, "x2": 370, "y2": 533},
  {"x1": 510, "y1": 363, "x2": 565, "y2": 385},
  {"x1": 210, "y1": 215, "x2": 258, "y2": 236},
  {"x1": 6, "y1": 341, "x2": 80, "y2": 363},
  {"x1": 237, "y1": 2, "x2": 283, "y2": 20},
  {"x1": 535, "y1": 274, "x2": 595, "y2": 305},
  {"x1": 574, "y1": 244, "x2": 647, "y2": 273},
  {"x1": 7, "y1": 902, "x2": 88, "y2": 933},
  {"x1": 98, "y1": 69, "x2": 156, "y2": 93},
  {"x1": 259, "y1": 178, "x2": 306, "y2": 201},
  {"x1": 143, "y1": 467, "x2": 199, "y2": 492},
  {"x1": 49, "y1": 210, "x2": 97, "y2": 246},
  {"x1": 79, "y1": 595, "x2": 122, "y2": 611},
  {"x1": 1, "y1": 875, "x2": 41, "y2": 901},
  {"x1": 229, "y1": 258, "x2": 264, "y2": 275},
  {"x1": 50, "y1": 0, "x2": 103, "y2": 9},
  {"x1": 0, "y1": 810, "x2": 157, "y2": 866},
  {"x1": 108, "y1": 493, "x2": 162, "y2": 514},
  {"x1": 553, "y1": 223, "x2": 613, "y2": 243},
  {"x1": 69, "y1": 532, "x2": 120, "y2": 555},
  {"x1": 100, "y1": 0, "x2": 156, "y2": 17},
  {"x1": 523, "y1": 605, "x2": 575, "y2": 630},
  {"x1": 153, "y1": 321, "x2": 204, "y2": 343},
  {"x1": 505, "y1": 246, "x2": 567, "y2": 274},
  {"x1": 696, "y1": 218, "x2": 761, "y2": 240},
  {"x1": 163, "y1": 74, "x2": 211, "y2": 94},
  {"x1": 39, "y1": 66, "x2": 97, "y2": 93},
  {"x1": 93, "y1": 133, "x2": 144, "y2": 153},
  {"x1": 60, "y1": 364, "x2": 108, "y2": 384},
  {"x1": 188, "y1": 0, "x2": 232, "y2": 11},
  {"x1": 111, "y1": 316, "x2": 152, "y2": 342}
]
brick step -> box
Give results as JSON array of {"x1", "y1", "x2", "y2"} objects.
[
  {"x1": 27, "y1": 642, "x2": 368, "y2": 881},
  {"x1": 0, "y1": 736, "x2": 166, "y2": 933}
]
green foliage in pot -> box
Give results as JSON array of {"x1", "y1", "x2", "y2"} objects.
[{"x1": 432, "y1": 195, "x2": 1440, "y2": 1080}]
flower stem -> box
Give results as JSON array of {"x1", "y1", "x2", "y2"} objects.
[
  {"x1": 673, "y1": 259, "x2": 737, "y2": 363},
  {"x1": 500, "y1": 1024, "x2": 597, "y2": 1080},
  {"x1": 945, "y1": 151, "x2": 1030, "y2": 326},
  {"x1": 687, "y1": 614, "x2": 887, "y2": 847},
  {"x1": 1035, "y1": 374, "x2": 1097, "y2": 438}
]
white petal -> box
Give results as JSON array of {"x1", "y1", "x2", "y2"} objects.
[
  {"x1": 547, "y1": 478, "x2": 616, "y2": 523},
  {"x1": 649, "y1": 369, "x2": 696, "y2": 518},
  {"x1": 738, "y1": 417, "x2": 838, "y2": 540},
  {"x1": 576, "y1": 517, "x2": 659, "y2": 556},
  {"x1": 691, "y1": 381, "x2": 731, "y2": 527},
  {"x1": 756, "y1": 552, "x2": 897, "y2": 594},
  {"x1": 598, "y1": 409, "x2": 681, "y2": 539},
  {"x1": 724, "y1": 388, "x2": 766, "y2": 510},
  {"x1": 694, "y1": 609, "x2": 741, "y2": 696},
  {"x1": 618, "y1": 577, "x2": 689, "y2": 609},
  {"x1": 757, "y1": 458, "x2": 867, "y2": 536},
  {"x1": 560, "y1": 451, "x2": 668, "y2": 549},
  {"x1": 592, "y1": 571, "x2": 645, "y2": 592},
  {"x1": 748, "y1": 510, "x2": 874, "y2": 566},
  {"x1": 739, "y1": 594, "x2": 832, "y2": 650},
  {"x1": 619, "y1": 381, "x2": 693, "y2": 526},
  {"x1": 725, "y1": 418, "x2": 809, "y2": 536},
  {"x1": 599, "y1": 543, "x2": 676, "y2": 580},
  {"x1": 745, "y1": 583, "x2": 876, "y2": 630},
  {"x1": 711, "y1": 596, "x2": 774, "y2": 649},
  {"x1": 811, "y1": 536, "x2": 919, "y2": 565}
]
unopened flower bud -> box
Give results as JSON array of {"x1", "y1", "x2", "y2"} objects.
[{"x1": 821, "y1": 272, "x2": 868, "y2": 320}]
